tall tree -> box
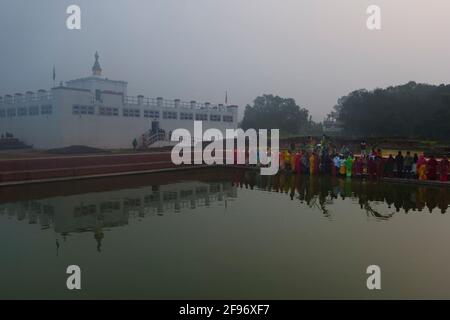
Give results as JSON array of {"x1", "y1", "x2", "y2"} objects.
[{"x1": 240, "y1": 94, "x2": 311, "y2": 135}]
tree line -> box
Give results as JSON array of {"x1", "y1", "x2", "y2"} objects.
[
  {"x1": 240, "y1": 82, "x2": 450, "y2": 140},
  {"x1": 327, "y1": 81, "x2": 450, "y2": 140}
]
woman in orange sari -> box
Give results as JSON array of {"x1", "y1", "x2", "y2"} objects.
[
  {"x1": 284, "y1": 150, "x2": 291, "y2": 171},
  {"x1": 291, "y1": 151, "x2": 297, "y2": 173},
  {"x1": 417, "y1": 154, "x2": 427, "y2": 180},
  {"x1": 279, "y1": 151, "x2": 285, "y2": 170},
  {"x1": 309, "y1": 153, "x2": 315, "y2": 175},
  {"x1": 314, "y1": 152, "x2": 320, "y2": 174}
]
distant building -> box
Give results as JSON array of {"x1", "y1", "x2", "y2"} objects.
[
  {"x1": 0, "y1": 52, "x2": 238, "y2": 149},
  {"x1": 323, "y1": 118, "x2": 344, "y2": 136}
]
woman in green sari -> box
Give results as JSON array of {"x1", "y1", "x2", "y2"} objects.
[{"x1": 345, "y1": 155, "x2": 354, "y2": 178}]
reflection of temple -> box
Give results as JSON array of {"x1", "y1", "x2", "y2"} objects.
[
  {"x1": 231, "y1": 170, "x2": 450, "y2": 217},
  {"x1": 0, "y1": 181, "x2": 237, "y2": 251}
]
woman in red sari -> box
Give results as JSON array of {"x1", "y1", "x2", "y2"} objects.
[
  {"x1": 375, "y1": 155, "x2": 385, "y2": 179},
  {"x1": 427, "y1": 155, "x2": 438, "y2": 180},
  {"x1": 367, "y1": 156, "x2": 377, "y2": 179},
  {"x1": 354, "y1": 156, "x2": 363, "y2": 178},
  {"x1": 279, "y1": 151, "x2": 285, "y2": 170},
  {"x1": 294, "y1": 151, "x2": 302, "y2": 174},
  {"x1": 439, "y1": 156, "x2": 449, "y2": 182}
]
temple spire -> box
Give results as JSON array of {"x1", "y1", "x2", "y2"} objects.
[{"x1": 92, "y1": 51, "x2": 102, "y2": 76}]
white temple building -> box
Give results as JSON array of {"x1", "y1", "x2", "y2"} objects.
[{"x1": 0, "y1": 52, "x2": 238, "y2": 149}]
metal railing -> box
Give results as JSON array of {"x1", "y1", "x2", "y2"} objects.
[
  {"x1": 140, "y1": 130, "x2": 167, "y2": 148},
  {"x1": 0, "y1": 93, "x2": 53, "y2": 106},
  {"x1": 124, "y1": 96, "x2": 231, "y2": 112}
]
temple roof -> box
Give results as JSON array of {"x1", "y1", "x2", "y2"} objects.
[{"x1": 92, "y1": 51, "x2": 102, "y2": 76}]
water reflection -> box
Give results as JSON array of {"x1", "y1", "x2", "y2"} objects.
[
  {"x1": 0, "y1": 169, "x2": 448, "y2": 252},
  {"x1": 231, "y1": 169, "x2": 449, "y2": 217},
  {"x1": 1, "y1": 168, "x2": 449, "y2": 299},
  {"x1": 0, "y1": 179, "x2": 237, "y2": 253}
]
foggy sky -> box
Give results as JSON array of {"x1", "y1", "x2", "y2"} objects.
[{"x1": 1, "y1": 0, "x2": 450, "y2": 121}]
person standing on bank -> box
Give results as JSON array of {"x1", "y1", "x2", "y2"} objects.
[
  {"x1": 404, "y1": 151, "x2": 413, "y2": 179},
  {"x1": 417, "y1": 154, "x2": 427, "y2": 180},
  {"x1": 345, "y1": 155, "x2": 354, "y2": 178},
  {"x1": 360, "y1": 140, "x2": 367, "y2": 157},
  {"x1": 412, "y1": 153, "x2": 419, "y2": 178},
  {"x1": 427, "y1": 155, "x2": 438, "y2": 181},
  {"x1": 332, "y1": 154, "x2": 340, "y2": 177},
  {"x1": 385, "y1": 154, "x2": 395, "y2": 178},
  {"x1": 439, "y1": 156, "x2": 449, "y2": 182},
  {"x1": 395, "y1": 151, "x2": 404, "y2": 178}
]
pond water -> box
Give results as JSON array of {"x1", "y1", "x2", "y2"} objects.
[{"x1": 0, "y1": 168, "x2": 449, "y2": 299}]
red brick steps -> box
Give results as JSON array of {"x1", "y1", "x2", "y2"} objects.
[{"x1": 0, "y1": 152, "x2": 198, "y2": 186}]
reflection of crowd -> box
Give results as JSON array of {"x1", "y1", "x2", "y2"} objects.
[
  {"x1": 232, "y1": 169, "x2": 450, "y2": 215},
  {"x1": 274, "y1": 136, "x2": 449, "y2": 182}
]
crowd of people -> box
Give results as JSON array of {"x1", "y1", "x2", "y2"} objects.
[{"x1": 275, "y1": 137, "x2": 449, "y2": 182}]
